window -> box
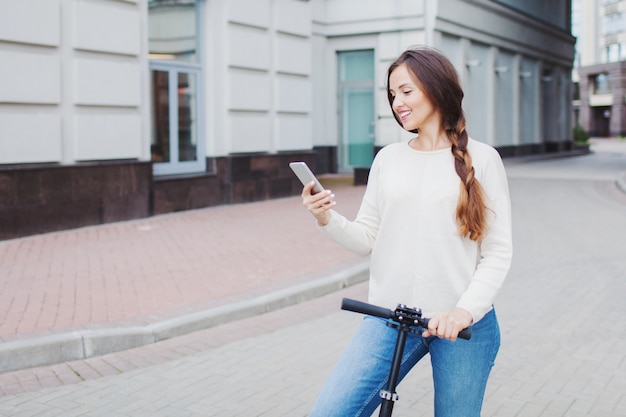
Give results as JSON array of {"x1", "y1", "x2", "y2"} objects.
[
  {"x1": 149, "y1": 0, "x2": 205, "y2": 175},
  {"x1": 607, "y1": 43, "x2": 621, "y2": 63},
  {"x1": 593, "y1": 73, "x2": 611, "y2": 95},
  {"x1": 602, "y1": 13, "x2": 624, "y2": 35}
]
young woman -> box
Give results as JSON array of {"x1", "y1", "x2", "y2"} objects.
[{"x1": 300, "y1": 47, "x2": 513, "y2": 416}]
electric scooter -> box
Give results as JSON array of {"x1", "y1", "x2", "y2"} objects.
[{"x1": 341, "y1": 298, "x2": 472, "y2": 417}]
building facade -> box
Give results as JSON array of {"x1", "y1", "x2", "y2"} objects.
[
  {"x1": 0, "y1": 0, "x2": 575, "y2": 239},
  {"x1": 572, "y1": 0, "x2": 626, "y2": 136},
  {"x1": 575, "y1": 61, "x2": 626, "y2": 137}
]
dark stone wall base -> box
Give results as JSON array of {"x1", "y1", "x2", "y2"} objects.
[
  {"x1": 496, "y1": 140, "x2": 579, "y2": 158},
  {"x1": 313, "y1": 146, "x2": 338, "y2": 174},
  {"x1": 0, "y1": 142, "x2": 586, "y2": 240},
  {"x1": 354, "y1": 168, "x2": 370, "y2": 185},
  {"x1": 0, "y1": 161, "x2": 152, "y2": 240},
  {"x1": 152, "y1": 151, "x2": 318, "y2": 215},
  {"x1": 0, "y1": 152, "x2": 320, "y2": 240}
]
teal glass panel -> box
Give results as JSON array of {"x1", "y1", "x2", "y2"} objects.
[
  {"x1": 339, "y1": 51, "x2": 375, "y2": 82},
  {"x1": 338, "y1": 50, "x2": 375, "y2": 170},
  {"x1": 343, "y1": 89, "x2": 374, "y2": 167}
]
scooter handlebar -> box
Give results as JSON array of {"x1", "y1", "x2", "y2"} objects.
[
  {"x1": 341, "y1": 298, "x2": 471, "y2": 340},
  {"x1": 420, "y1": 318, "x2": 472, "y2": 340},
  {"x1": 341, "y1": 298, "x2": 394, "y2": 319}
]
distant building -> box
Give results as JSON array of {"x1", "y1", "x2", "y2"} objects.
[
  {"x1": 572, "y1": 0, "x2": 626, "y2": 136},
  {"x1": 0, "y1": 0, "x2": 575, "y2": 239},
  {"x1": 575, "y1": 61, "x2": 626, "y2": 136}
]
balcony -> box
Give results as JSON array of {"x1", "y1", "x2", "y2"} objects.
[{"x1": 589, "y1": 93, "x2": 613, "y2": 106}]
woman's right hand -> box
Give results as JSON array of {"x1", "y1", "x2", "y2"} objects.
[{"x1": 301, "y1": 181, "x2": 336, "y2": 227}]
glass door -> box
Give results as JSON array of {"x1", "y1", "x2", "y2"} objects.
[
  {"x1": 341, "y1": 88, "x2": 374, "y2": 167},
  {"x1": 338, "y1": 50, "x2": 375, "y2": 172},
  {"x1": 150, "y1": 64, "x2": 202, "y2": 175}
]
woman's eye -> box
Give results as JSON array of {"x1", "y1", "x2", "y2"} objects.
[{"x1": 403, "y1": 90, "x2": 412, "y2": 95}]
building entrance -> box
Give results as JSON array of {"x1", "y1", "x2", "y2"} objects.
[
  {"x1": 592, "y1": 107, "x2": 611, "y2": 137},
  {"x1": 337, "y1": 50, "x2": 375, "y2": 173}
]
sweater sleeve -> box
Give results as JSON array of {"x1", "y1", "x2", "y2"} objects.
[
  {"x1": 456, "y1": 146, "x2": 513, "y2": 322},
  {"x1": 317, "y1": 158, "x2": 381, "y2": 257}
]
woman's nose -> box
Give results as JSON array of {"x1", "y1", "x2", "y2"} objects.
[{"x1": 392, "y1": 95, "x2": 401, "y2": 108}]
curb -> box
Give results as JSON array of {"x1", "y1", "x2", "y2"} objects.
[{"x1": 0, "y1": 261, "x2": 370, "y2": 374}]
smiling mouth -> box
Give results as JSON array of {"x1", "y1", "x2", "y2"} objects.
[{"x1": 399, "y1": 111, "x2": 411, "y2": 122}]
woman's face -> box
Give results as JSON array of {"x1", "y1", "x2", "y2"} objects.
[{"x1": 388, "y1": 64, "x2": 439, "y2": 132}]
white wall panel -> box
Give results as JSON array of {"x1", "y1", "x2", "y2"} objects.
[
  {"x1": 311, "y1": 35, "x2": 327, "y2": 146},
  {"x1": 0, "y1": 0, "x2": 60, "y2": 46},
  {"x1": 229, "y1": 112, "x2": 271, "y2": 153},
  {"x1": 399, "y1": 30, "x2": 426, "y2": 54},
  {"x1": 495, "y1": 50, "x2": 515, "y2": 146},
  {"x1": 74, "y1": 58, "x2": 141, "y2": 106},
  {"x1": 275, "y1": 0, "x2": 311, "y2": 37},
  {"x1": 464, "y1": 42, "x2": 491, "y2": 143},
  {"x1": 228, "y1": 24, "x2": 270, "y2": 70},
  {"x1": 74, "y1": 113, "x2": 142, "y2": 160},
  {"x1": 377, "y1": 30, "x2": 426, "y2": 64},
  {"x1": 325, "y1": 0, "x2": 422, "y2": 23},
  {"x1": 74, "y1": 1, "x2": 141, "y2": 55},
  {"x1": 0, "y1": 51, "x2": 61, "y2": 104},
  {"x1": 229, "y1": 70, "x2": 271, "y2": 111},
  {"x1": 376, "y1": 59, "x2": 392, "y2": 91},
  {"x1": 378, "y1": 32, "x2": 404, "y2": 62},
  {"x1": 0, "y1": 112, "x2": 62, "y2": 163},
  {"x1": 276, "y1": 75, "x2": 311, "y2": 113},
  {"x1": 276, "y1": 35, "x2": 310, "y2": 75},
  {"x1": 276, "y1": 114, "x2": 311, "y2": 151},
  {"x1": 378, "y1": 117, "x2": 411, "y2": 147},
  {"x1": 227, "y1": 0, "x2": 271, "y2": 28},
  {"x1": 440, "y1": 34, "x2": 463, "y2": 77},
  {"x1": 520, "y1": 58, "x2": 539, "y2": 144},
  {"x1": 377, "y1": 89, "x2": 393, "y2": 119}
]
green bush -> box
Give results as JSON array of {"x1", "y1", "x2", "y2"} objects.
[{"x1": 573, "y1": 124, "x2": 590, "y2": 144}]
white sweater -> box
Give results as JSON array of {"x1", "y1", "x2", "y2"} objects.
[{"x1": 321, "y1": 139, "x2": 513, "y2": 323}]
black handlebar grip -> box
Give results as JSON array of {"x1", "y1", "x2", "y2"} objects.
[
  {"x1": 341, "y1": 298, "x2": 394, "y2": 319},
  {"x1": 421, "y1": 318, "x2": 472, "y2": 340},
  {"x1": 458, "y1": 327, "x2": 472, "y2": 340}
]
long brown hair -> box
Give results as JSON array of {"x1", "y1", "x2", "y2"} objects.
[{"x1": 386, "y1": 46, "x2": 488, "y2": 241}]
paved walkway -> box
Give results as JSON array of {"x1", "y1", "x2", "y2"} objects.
[
  {"x1": 0, "y1": 174, "x2": 370, "y2": 372},
  {"x1": 0, "y1": 139, "x2": 625, "y2": 416}
]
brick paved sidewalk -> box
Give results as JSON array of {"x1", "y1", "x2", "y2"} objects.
[{"x1": 0, "y1": 175, "x2": 367, "y2": 370}]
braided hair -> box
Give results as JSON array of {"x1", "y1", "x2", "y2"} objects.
[{"x1": 386, "y1": 47, "x2": 488, "y2": 241}]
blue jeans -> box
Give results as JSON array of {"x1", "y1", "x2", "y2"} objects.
[{"x1": 309, "y1": 309, "x2": 500, "y2": 417}]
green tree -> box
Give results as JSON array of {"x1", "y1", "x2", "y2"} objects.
[{"x1": 573, "y1": 124, "x2": 590, "y2": 144}]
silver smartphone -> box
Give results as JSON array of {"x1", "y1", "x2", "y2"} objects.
[{"x1": 289, "y1": 161, "x2": 324, "y2": 194}]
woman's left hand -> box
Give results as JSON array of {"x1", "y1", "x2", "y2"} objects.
[{"x1": 423, "y1": 308, "x2": 473, "y2": 341}]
